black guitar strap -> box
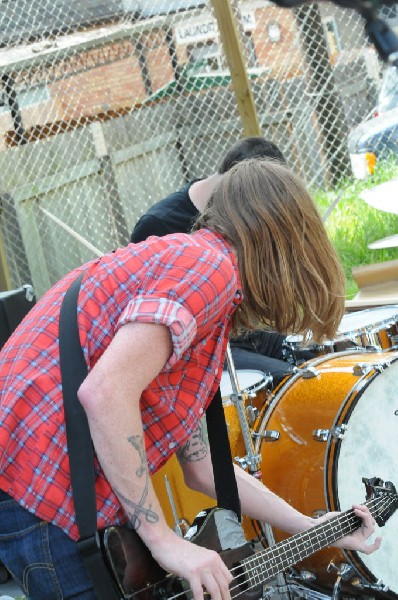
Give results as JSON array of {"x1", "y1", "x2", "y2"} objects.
[
  {"x1": 59, "y1": 273, "x2": 121, "y2": 599},
  {"x1": 59, "y1": 273, "x2": 241, "y2": 597},
  {"x1": 206, "y1": 388, "x2": 241, "y2": 521}
]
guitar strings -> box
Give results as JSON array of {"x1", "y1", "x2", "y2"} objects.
[
  {"x1": 164, "y1": 495, "x2": 395, "y2": 600},
  {"x1": 228, "y1": 496, "x2": 395, "y2": 598},
  {"x1": 231, "y1": 495, "x2": 392, "y2": 579}
]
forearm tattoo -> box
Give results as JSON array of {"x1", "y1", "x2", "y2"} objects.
[
  {"x1": 177, "y1": 421, "x2": 208, "y2": 463},
  {"x1": 115, "y1": 434, "x2": 159, "y2": 531}
]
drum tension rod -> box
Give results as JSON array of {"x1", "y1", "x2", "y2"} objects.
[{"x1": 252, "y1": 430, "x2": 280, "y2": 441}]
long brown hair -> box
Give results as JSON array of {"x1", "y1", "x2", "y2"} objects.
[{"x1": 195, "y1": 158, "x2": 345, "y2": 341}]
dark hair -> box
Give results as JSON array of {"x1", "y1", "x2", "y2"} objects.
[
  {"x1": 196, "y1": 158, "x2": 345, "y2": 341},
  {"x1": 218, "y1": 137, "x2": 286, "y2": 174}
]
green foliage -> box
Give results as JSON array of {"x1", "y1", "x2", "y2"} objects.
[{"x1": 313, "y1": 161, "x2": 398, "y2": 299}]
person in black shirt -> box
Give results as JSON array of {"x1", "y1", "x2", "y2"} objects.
[{"x1": 131, "y1": 137, "x2": 304, "y2": 387}]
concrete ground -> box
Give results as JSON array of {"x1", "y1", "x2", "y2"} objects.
[{"x1": 0, "y1": 576, "x2": 24, "y2": 599}]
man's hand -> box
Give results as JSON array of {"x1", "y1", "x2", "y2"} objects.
[
  {"x1": 151, "y1": 532, "x2": 232, "y2": 600},
  {"x1": 319, "y1": 504, "x2": 382, "y2": 555}
]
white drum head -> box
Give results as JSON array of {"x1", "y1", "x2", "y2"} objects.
[
  {"x1": 220, "y1": 369, "x2": 267, "y2": 401},
  {"x1": 338, "y1": 305, "x2": 398, "y2": 336},
  {"x1": 333, "y1": 359, "x2": 398, "y2": 592}
]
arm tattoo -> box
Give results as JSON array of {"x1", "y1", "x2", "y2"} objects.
[
  {"x1": 114, "y1": 434, "x2": 159, "y2": 531},
  {"x1": 177, "y1": 420, "x2": 208, "y2": 463}
]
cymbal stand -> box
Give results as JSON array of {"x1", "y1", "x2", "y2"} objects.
[{"x1": 225, "y1": 342, "x2": 261, "y2": 474}]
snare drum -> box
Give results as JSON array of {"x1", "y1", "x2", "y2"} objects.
[
  {"x1": 221, "y1": 369, "x2": 271, "y2": 422},
  {"x1": 254, "y1": 350, "x2": 398, "y2": 597},
  {"x1": 152, "y1": 370, "x2": 271, "y2": 542},
  {"x1": 337, "y1": 305, "x2": 398, "y2": 350},
  {"x1": 284, "y1": 305, "x2": 398, "y2": 365}
]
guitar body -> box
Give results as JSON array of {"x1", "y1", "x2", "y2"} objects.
[{"x1": 102, "y1": 508, "x2": 262, "y2": 600}]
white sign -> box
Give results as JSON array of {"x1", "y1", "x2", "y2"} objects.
[{"x1": 175, "y1": 11, "x2": 256, "y2": 45}]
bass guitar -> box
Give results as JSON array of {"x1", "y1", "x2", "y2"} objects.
[{"x1": 101, "y1": 477, "x2": 398, "y2": 600}]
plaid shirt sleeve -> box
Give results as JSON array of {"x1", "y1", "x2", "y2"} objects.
[
  {"x1": 116, "y1": 296, "x2": 196, "y2": 368},
  {"x1": 115, "y1": 243, "x2": 238, "y2": 368}
]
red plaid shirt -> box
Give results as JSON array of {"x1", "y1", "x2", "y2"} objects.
[{"x1": 0, "y1": 229, "x2": 242, "y2": 540}]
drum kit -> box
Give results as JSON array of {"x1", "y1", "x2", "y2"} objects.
[{"x1": 152, "y1": 305, "x2": 398, "y2": 600}]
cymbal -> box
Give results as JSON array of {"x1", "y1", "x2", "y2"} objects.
[
  {"x1": 360, "y1": 179, "x2": 398, "y2": 214},
  {"x1": 368, "y1": 234, "x2": 398, "y2": 249}
]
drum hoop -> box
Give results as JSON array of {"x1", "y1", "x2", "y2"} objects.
[
  {"x1": 340, "y1": 319, "x2": 398, "y2": 336},
  {"x1": 242, "y1": 373, "x2": 272, "y2": 394},
  {"x1": 324, "y1": 352, "x2": 398, "y2": 585}
]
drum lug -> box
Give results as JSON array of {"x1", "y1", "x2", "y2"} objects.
[
  {"x1": 350, "y1": 577, "x2": 390, "y2": 594},
  {"x1": 297, "y1": 570, "x2": 317, "y2": 583},
  {"x1": 245, "y1": 405, "x2": 259, "y2": 426},
  {"x1": 312, "y1": 425, "x2": 347, "y2": 441},
  {"x1": 252, "y1": 430, "x2": 280, "y2": 441},
  {"x1": 390, "y1": 334, "x2": 398, "y2": 347},
  {"x1": 353, "y1": 363, "x2": 371, "y2": 376},
  {"x1": 312, "y1": 429, "x2": 329, "y2": 442},
  {"x1": 353, "y1": 361, "x2": 388, "y2": 376},
  {"x1": 300, "y1": 366, "x2": 320, "y2": 379}
]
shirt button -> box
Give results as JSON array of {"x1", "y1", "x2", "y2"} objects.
[{"x1": 169, "y1": 441, "x2": 177, "y2": 449}]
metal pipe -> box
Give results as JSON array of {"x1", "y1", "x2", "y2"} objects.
[{"x1": 225, "y1": 342, "x2": 261, "y2": 472}]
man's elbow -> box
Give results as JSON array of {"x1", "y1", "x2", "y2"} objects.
[
  {"x1": 77, "y1": 376, "x2": 102, "y2": 417},
  {"x1": 182, "y1": 463, "x2": 215, "y2": 497}
]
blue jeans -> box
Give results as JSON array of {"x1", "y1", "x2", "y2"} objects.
[{"x1": 0, "y1": 490, "x2": 96, "y2": 599}]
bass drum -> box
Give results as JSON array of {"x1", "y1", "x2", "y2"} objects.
[{"x1": 254, "y1": 350, "x2": 398, "y2": 598}]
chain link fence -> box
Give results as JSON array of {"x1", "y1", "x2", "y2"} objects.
[{"x1": 0, "y1": 0, "x2": 396, "y2": 297}]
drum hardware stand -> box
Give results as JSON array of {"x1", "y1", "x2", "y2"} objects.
[
  {"x1": 163, "y1": 474, "x2": 189, "y2": 537},
  {"x1": 281, "y1": 579, "x2": 332, "y2": 600},
  {"x1": 328, "y1": 563, "x2": 356, "y2": 600},
  {"x1": 225, "y1": 342, "x2": 262, "y2": 474}
]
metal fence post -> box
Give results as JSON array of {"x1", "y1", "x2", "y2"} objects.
[{"x1": 211, "y1": 0, "x2": 261, "y2": 138}]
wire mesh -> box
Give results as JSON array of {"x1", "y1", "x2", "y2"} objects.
[{"x1": 0, "y1": 0, "x2": 396, "y2": 297}]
